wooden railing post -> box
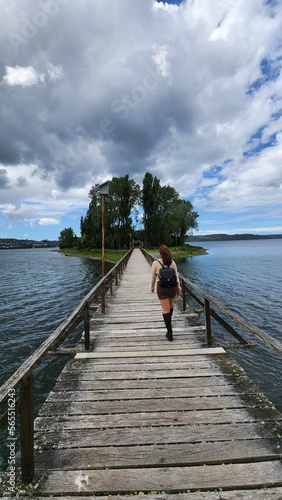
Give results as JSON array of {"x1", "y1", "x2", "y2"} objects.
[
  {"x1": 204, "y1": 298, "x2": 212, "y2": 346},
  {"x1": 101, "y1": 285, "x2": 106, "y2": 315},
  {"x1": 84, "y1": 304, "x2": 90, "y2": 350},
  {"x1": 181, "y1": 279, "x2": 186, "y2": 312},
  {"x1": 20, "y1": 373, "x2": 34, "y2": 483}
]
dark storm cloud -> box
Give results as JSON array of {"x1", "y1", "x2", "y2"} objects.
[
  {"x1": 0, "y1": 169, "x2": 9, "y2": 189},
  {"x1": 1, "y1": 0, "x2": 199, "y2": 187},
  {"x1": 0, "y1": 0, "x2": 219, "y2": 186},
  {"x1": 0, "y1": 0, "x2": 281, "y2": 215}
]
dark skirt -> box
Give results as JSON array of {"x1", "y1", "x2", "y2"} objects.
[{"x1": 157, "y1": 282, "x2": 177, "y2": 300}]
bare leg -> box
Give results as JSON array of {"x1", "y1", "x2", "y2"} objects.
[{"x1": 159, "y1": 298, "x2": 171, "y2": 314}]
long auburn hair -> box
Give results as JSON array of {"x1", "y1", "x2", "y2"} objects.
[{"x1": 159, "y1": 244, "x2": 172, "y2": 266}]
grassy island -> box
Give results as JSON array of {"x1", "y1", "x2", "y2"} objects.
[
  {"x1": 147, "y1": 245, "x2": 207, "y2": 260},
  {"x1": 61, "y1": 244, "x2": 207, "y2": 263}
]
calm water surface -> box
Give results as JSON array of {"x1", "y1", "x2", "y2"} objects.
[
  {"x1": 178, "y1": 239, "x2": 282, "y2": 412},
  {"x1": 0, "y1": 248, "x2": 112, "y2": 469}
]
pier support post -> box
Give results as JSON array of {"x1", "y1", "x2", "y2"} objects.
[
  {"x1": 84, "y1": 304, "x2": 90, "y2": 350},
  {"x1": 101, "y1": 285, "x2": 106, "y2": 314},
  {"x1": 181, "y1": 280, "x2": 186, "y2": 312},
  {"x1": 20, "y1": 373, "x2": 34, "y2": 483},
  {"x1": 204, "y1": 298, "x2": 212, "y2": 346}
]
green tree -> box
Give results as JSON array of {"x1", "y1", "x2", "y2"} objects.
[
  {"x1": 142, "y1": 172, "x2": 198, "y2": 246},
  {"x1": 62, "y1": 173, "x2": 198, "y2": 250},
  {"x1": 107, "y1": 175, "x2": 140, "y2": 249},
  {"x1": 80, "y1": 175, "x2": 140, "y2": 249},
  {"x1": 142, "y1": 172, "x2": 161, "y2": 246},
  {"x1": 170, "y1": 199, "x2": 199, "y2": 245},
  {"x1": 157, "y1": 184, "x2": 180, "y2": 245},
  {"x1": 80, "y1": 189, "x2": 101, "y2": 248},
  {"x1": 58, "y1": 227, "x2": 76, "y2": 249}
]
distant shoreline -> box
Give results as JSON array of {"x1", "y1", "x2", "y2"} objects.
[
  {"x1": 188, "y1": 233, "x2": 282, "y2": 242},
  {"x1": 1, "y1": 234, "x2": 282, "y2": 249},
  {"x1": 0, "y1": 238, "x2": 59, "y2": 249}
]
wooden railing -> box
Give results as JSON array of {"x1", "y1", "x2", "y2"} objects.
[
  {"x1": 141, "y1": 248, "x2": 282, "y2": 356},
  {"x1": 0, "y1": 247, "x2": 133, "y2": 484}
]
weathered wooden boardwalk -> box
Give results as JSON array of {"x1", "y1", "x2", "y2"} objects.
[{"x1": 33, "y1": 248, "x2": 282, "y2": 498}]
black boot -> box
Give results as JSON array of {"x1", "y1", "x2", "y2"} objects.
[
  {"x1": 170, "y1": 308, "x2": 174, "y2": 317},
  {"x1": 163, "y1": 312, "x2": 173, "y2": 341}
]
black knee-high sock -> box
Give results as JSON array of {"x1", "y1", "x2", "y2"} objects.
[
  {"x1": 170, "y1": 308, "x2": 173, "y2": 317},
  {"x1": 163, "y1": 312, "x2": 173, "y2": 341}
]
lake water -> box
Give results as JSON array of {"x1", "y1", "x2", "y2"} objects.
[
  {"x1": 0, "y1": 248, "x2": 113, "y2": 469},
  {"x1": 0, "y1": 241, "x2": 281, "y2": 469},
  {"x1": 177, "y1": 239, "x2": 282, "y2": 413}
]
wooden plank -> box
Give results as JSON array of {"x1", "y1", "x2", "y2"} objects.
[
  {"x1": 46, "y1": 385, "x2": 243, "y2": 402},
  {"x1": 54, "y1": 377, "x2": 236, "y2": 391},
  {"x1": 60, "y1": 356, "x2": 227, "y2": 371},
  {"x1": 43, "y1": 394, "x2": 250, "y2": 413},
  {"x1": 75, "y1": 347, "x2": 226, "y2": 359},
  {"x1": 35, "y1": 421, "x2": 267, "y2": 448},
  {"x1": 16, "y1": 489, "x2": 282, "y2": 500},
  {"x1": 35, "y1": 410, "x2": 259, "y2": 430},
  {"x1": 59, "y1": 359, "x2": 223, "y2": 376},
  {"x1": 90, "y1": 328, "x2": 205, "y2": 337},
  {"x1": 54, "y1": 368, "x2": 225, "y2": 381},
  {"x1": 38, "y1": 461, "x2": 282, "y2": 494},
  {"x1": 94, "y1": 342, "x2": 207, "y2": 352},
  {"x1": 59, "y1": 360, "x2": 221, "y2": 373},
  {"x1": 58, "y1": 368, "x2": 225, "y2": 380},
  {"x1": 35, "y1": 439, "x2": 281, "y2": 470},
  {"x1": 90, "y1": 329, "x2": 196, "y2": 337},
  {"x1": 94, "y1": 333, "x2": 202, "y2": 342}
]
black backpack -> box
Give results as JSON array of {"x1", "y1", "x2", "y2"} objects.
[{"x1": 157, "y1": 260, "x2": 177, "y2": 288}]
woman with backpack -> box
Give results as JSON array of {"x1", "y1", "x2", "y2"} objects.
[{"x1": 150, "y1": 244, "x2": 180, "y2": 341}]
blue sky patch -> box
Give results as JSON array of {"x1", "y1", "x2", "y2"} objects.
[
  {"x1": 244, "y1": 125, "x2": 278, "y2": 158},
  {"x1": 247, "y1": 57, "x2": 281, "y2": 95}
]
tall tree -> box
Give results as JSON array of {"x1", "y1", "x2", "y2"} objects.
[
  {"x1": 107, "y1": 175, "x2": 140, "y2": 249},
  {"x1": 142, "y1": 172, "x2": 161, "y2": 247},
  {"x1": 142, "y1": 172, "x2": 198, "y2": 246},
  {"x1": 80, "y1": 175, "x2": 140, "y2": 249},
  {"x1": 58, "y1": 227, "x2": 76, "y2": 249},
  {"x1": 170, "y1": 199, "x2": 199, "y2": 245},
  {"x1": 80, "y1": 190, "x2": 101, "y2": 248},
  {"x1": 66, "y1": 173, "x2": 198, "y2": 250}
]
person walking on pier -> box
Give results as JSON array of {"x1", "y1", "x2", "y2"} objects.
[{"x1": 150, "y1": 244, "x2": 180, "y2": 341}]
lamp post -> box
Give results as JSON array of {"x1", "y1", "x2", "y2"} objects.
[{"x1": 93, "y1": 181, "x2": 110, "y2": 278}]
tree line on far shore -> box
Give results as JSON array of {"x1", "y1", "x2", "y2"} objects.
[{"x1": 58, "y1": 172, "x2": 199, "y2": 250}]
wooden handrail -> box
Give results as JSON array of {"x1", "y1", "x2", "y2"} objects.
[
  {"x1": 0, "y1": 246, "x2": 133, "y2": 483},
  {"x1": 141, "y1": 248, "x2": 282, "y2": 355}
]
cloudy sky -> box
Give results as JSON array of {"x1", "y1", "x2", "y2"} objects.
[{"x1": 0, "y1": 0, "x2": 281, "y2": 240}]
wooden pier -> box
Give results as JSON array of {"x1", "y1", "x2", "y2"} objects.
[
  {"x1": 30, "y1": 248, "x2": 282, "y2": 498},
  {"x1": 1, "y1": 247, "x2": 282, "y2": 498}
]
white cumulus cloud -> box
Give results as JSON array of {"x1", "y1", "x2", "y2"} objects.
[
  {"x1": 3, "y1": 65, "x2": 45, "y2": 86},
  {"x1": 39, "y1": 218, "x2": 60, "y2": 226}
]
